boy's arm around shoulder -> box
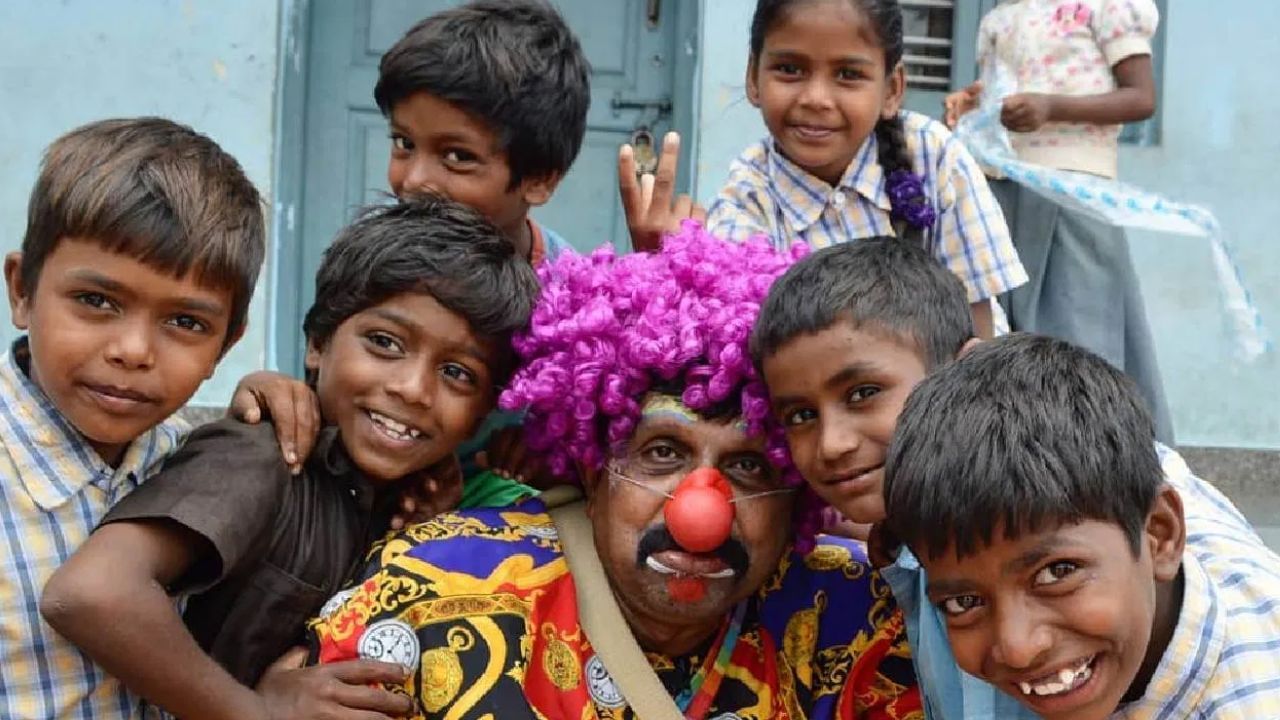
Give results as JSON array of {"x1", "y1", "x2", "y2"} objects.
[
  {"x1": 41, "y1": 512, "x2": 268, "y2": 719},
  {"x1": 41, "y1": 515, "x2": 412, "y2": 720},
  {"x1": 41, "y1": 418, "x2": 413, "y2": 720},
  {"x1": 104, "y1": 418, "x2": 296, "y2": 588},
  {"x1": 41, "y1": 419, "x2": 291, "y2": 719}
]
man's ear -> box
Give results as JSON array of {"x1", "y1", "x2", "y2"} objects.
[
  {"x1": 957, "y1": 336, "x2": 982, "y2": 358},
  {"x1": 579, "y1": 461, "x2": 603, "y2": 518},
  {"x1": 5, "y1": 252, "x2": 31, "y2": 330},
  {"x1": 1146, "y1": 484, "x2": 1186, "y2": 583},
  {"x1": 520, "y1": 172, "x2": 563, "y2": 208}
]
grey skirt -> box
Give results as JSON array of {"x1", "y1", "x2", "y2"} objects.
[{"x1": 991, "y1": 178, "x2": 1175, "y2": 444}]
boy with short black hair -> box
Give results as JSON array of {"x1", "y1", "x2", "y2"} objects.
[
  {"x1": 1, "y1": 116, "x2": 265, "y2": 719},
  {"x1": 884, "y1": 334, "x2": 1280, "y2": 719},
  {"x1": 751, "y1": 238, "x2": 976, "y2": 526},
  {"x1": 375, "y1": 0, "x2": 589, "y2": 262},
  {"x1": 42, "y1": 197, "x2": 541, "y2": 720},
  {"x1": 753, "y1": 239, "x2": 1036, "y2": 719}
]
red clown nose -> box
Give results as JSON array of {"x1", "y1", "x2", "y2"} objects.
[{"x1": 663, "y1": 467, "x2": 734, "y2": 553}]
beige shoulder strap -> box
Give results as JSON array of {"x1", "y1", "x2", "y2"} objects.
[{"x1": 546, "y1": 495, "x2": 685, "y2": 720}]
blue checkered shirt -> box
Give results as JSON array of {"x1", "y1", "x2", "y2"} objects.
[{"x1": 0, "y1": 340, "x2": 187, "y2": 719}]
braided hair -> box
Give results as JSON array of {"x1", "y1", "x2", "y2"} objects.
[{"x1": 750, "y1": 0, "x2": 932, "y2": 244}]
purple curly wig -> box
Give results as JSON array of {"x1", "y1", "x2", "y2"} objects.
[{"x1": 500, "y1": 221, "x2": 827, "y2": 551}]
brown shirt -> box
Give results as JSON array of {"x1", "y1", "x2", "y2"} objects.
[{"x1": 102, "y1": 418, "x2": 400, "y2": 685}]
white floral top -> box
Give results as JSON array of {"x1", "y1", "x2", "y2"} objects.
[{"x1": 979, "y1": 0, "x2": 1159, "y2": 178}]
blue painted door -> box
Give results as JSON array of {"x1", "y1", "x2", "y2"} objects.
[{"x1": 278, "y1": 0, "x2": 693, "y2": 372}]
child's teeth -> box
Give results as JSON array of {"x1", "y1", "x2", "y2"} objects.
[
  {"x1": 1059, "y1": 668, "x2": 1076, "y2": 685},
  {"x1": 1019, "y1": 681, "x2": 1033, "y2": 695},
  {"x1": 371, "y1": 411, "x2": 420, "y2": 439},
  {"x1": 1036, "y1": 681, "x2": 1065, "y2": 695}
]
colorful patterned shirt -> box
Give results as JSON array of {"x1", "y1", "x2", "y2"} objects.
[
  {"x1": 705, "y1": 110, "x2": 1027, "y2": 304},
  {"x1": 0, "y1": 339, "x2": 187, "y2": 720},
  {"x1": 308, "y1": 500, "x2": 923, "y2": 719},
  {"x1": 978, "y1": 0, "x2": 1160, "y2": 178},
  {"x1": 885, "y1": 445, "x2": 1280, "y2": 719}
]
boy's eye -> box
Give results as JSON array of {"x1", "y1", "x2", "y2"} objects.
[
  {"x1": 836, "y1": 67, "x2": 866, "y2": 82},
  {"x1": 441, "y1": 362, "x2": 477, "y2": 386},
  {"x1": 75, "y1": 292, "x2": 115, "y2": 311},
  {"x1": 442, "y1": 148, "x2": 479, "y2": 165},
  {"x1": 365, "y1": 332, "x2": 405, "y2": 354},
  {"x1": 846, "y1": 385, "x2": 880, "y2": 404},
  {"x1": 167, "y1": 315, "x2": 208, "y2": 333},
  {"x1": 783, "y1": 407, "x2": 817, "y2": 427},
  {"x1": 771, "y1": 62, "x2": 802, "y2": 77},
  {"x1": 390, "y1": 134, "x2": 413, "y2": 152},
  {"x1": 1033, "y1": 561, "x2": 1080, "y2": 587},
  {"x1": 939, "y1": 594, "x2": 984, "y2": 616}
]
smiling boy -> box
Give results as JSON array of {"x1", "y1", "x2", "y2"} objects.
[
  {"x1": 0, "y1": 117, "x2": 264, "y2": 720},
  {"x1": 885, "y1": 334, "x2": 1280, "y2": 719}
]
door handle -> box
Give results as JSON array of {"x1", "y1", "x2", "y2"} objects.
[{"x1": 646, "y1": 0, "x2": 661, "y2": 28}]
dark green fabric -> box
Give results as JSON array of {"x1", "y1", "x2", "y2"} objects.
[{"x1": 458, "y1": 469, "x2": 539, "y2": 509}]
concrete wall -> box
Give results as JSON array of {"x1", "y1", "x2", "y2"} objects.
[
  {"x1": 0, "y1": 0, "x2": 280, "y2": 407},
  {"x1": 1119, "y1": 2, "x2": 1280, "y2": 449},
  {"x1": 691, "y1": 0, "x2": 1280, "y2": 450}
]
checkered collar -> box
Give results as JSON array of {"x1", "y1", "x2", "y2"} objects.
[
  {"x1": 0, "y1": 338, "x2": 182, "y2": 510},
  {"x1": 763, "y1": 132, "x2": 892, "y2": 234}
]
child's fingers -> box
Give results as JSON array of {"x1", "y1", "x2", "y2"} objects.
[
  {"x1": 691, "y1": 202, "x2": 707, "y2": 224},
  {"x1": 271, "y1": 416, "x2": 299, "y2": 471},
  {"x1": 639, "y1": 173, "x2": 656, "y2": 217},
  {"x1": 673, "y1": 194, "x2": 693, "y2": 221},
  {"x1": 227, "y1": 386, "x2": 262, "y2": 423},
  {"x1": 488, "y1": 428, "x2": 519, "y2": 464},
  {"x1": 652, "y1": 132, "x2": 680, "y2": 209},
  {"x1": 328, "y1": 681, "x2": 413, "y2": 716},
  {"x1": 504, "y1": 443, "x2": 531, "y2": 482},
  {"x1": 295, "y1": 385, "x2": 322, "y2": 461},
  {"x1": 326, "y1": 658, "x2": 414, "y2": 686},
  {"x1": 618, "y1": 144, "x2": 642, "y2": 220}
]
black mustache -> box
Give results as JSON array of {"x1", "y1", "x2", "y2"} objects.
[{"x1": 635, "y1": 525, "x2": 750, "y2": 578}]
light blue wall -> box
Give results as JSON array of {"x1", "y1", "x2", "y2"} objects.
[
  {"x1": 692, "y1": 0, "x2": 1280, "y2": 449},
  {"x1": 1119, "y1": 2, "x2": 1280, "y2": 449},
  {"x1": 692, "y1": 0, "x2": 766, "y2": 203},
  {"x1": 0, "y1": 0, "x2": 279, "y2": 407}
]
